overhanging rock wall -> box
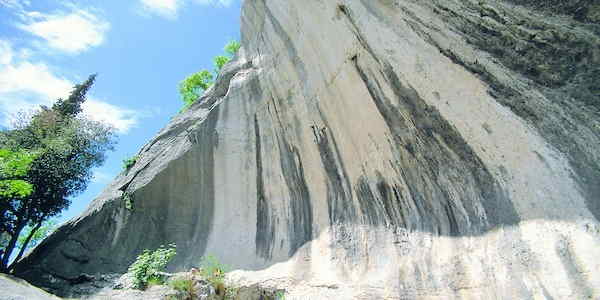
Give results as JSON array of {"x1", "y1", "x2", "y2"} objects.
[{"x1": 16, "y1": 0, "x2": 600, "y2": 299}]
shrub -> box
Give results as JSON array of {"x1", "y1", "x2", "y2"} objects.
[
  {"x1": 127, "y1": 244, "x2": 177, "y2": 289},
  {"x1": 275, "y1": 291, "x2": 286, "y2": 300},
  {"x1": 169, "y1": 277, "x2": 196, "y2": 300},
  {"x1": 214, "y1": 55, "x2": 230, "y2": 71},
  {"x1": 199, "y1": 255, "x2": 228, "y2": 288},
  {"x1": 122, "y1": 155, "x2": 138, "y2": 170},
  {"x1": 224, "y1": 41, "x2": 241, "y2": 56}
]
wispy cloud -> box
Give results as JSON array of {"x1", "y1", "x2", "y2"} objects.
[
  {"x1": 0, "y1": 40, "x2": 14, "y2": 65},
  {"x1": 17, "y1": 8, "x2": 110, "y2": 54},
  {"x1": 0, "y1": 40, "x2": 145, "y2": 133},
  {"x1": 82, "y1": 100, "x2": 142, "y2": 133},
  {"x1": 91, "y1": 170, "x2": 114, "y2": 184},
  {"x1": 193, "y1": 0, "x2": 234, "y2": 7},
  {"x1": 0, "y1": 0, "x2": 30, "y2": 11},
  {"x1": 140, "y1": 0, "x2": 181, "y2": 19},
  {"x1": 0, "y1": 3, "x2": 150, "y2": 134},
  {"x1": 139, "y1": 0, "x2": 235, "y2": 19}
]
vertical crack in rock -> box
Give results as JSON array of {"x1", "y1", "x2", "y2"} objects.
[{"x1": 254, "y1": 115, "x2": 275, "y2": 259}]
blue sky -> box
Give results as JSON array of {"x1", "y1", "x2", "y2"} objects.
[{"x1": 0, "y1": 0, "x2": 242, "y2": 223}]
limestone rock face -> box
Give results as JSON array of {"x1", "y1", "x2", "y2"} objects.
[
  {"x1": 0, "y1": 274, "x2": 62, "y2": 300},
  {"x1": 15, "y1": 0, "x2": 600, "y2": 299}
]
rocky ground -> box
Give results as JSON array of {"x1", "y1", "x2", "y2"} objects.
[{"x1": 1, "y1": 271, "x2": 284, "y2": 300}]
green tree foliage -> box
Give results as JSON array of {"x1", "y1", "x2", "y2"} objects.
[
  {"x1": 179, "y1": 70, "x2": 214, "y2": 109},
  {"x1": 122, "y1": 155, "x2": 139, "y2": 170},
  {"x1": 0, "y1": 149, "x2": 37, "y2": 198},
  {"x1": 0, "y1": 74, "x2": 116, "y2": 272},
  {"x1": 178, "y1": 40, "x2": 241, "y2": 110},
  {"x1": 52, "y1": 75, "x2": 96, "y2": 116},
  {"x1": 213, "y1": 55, "x2": 230, "y2": 71},
  {"x1": 128, "y1": 244, "x2": 177, "y2": 290},
  {"x1": 224, "y1": 41, "x2": 241, "y2": 57}
]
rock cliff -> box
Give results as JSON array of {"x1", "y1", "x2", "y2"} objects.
[{"x1": 14, "y1": 0, "x2": 600, "y2": 299}]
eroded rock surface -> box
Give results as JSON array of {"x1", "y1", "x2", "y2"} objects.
[
  {"x1": 15, "y1": 0, "x2": 600, "y2": 299},
  {"x1": 0, "y1": 274, "x2": 62, "y2": 300}
]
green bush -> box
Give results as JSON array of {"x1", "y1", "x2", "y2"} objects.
[
  {"x1": 122, "y1": 155, "x2": 138, "y2": 170},
  {"x1": 128, "y1": 244, "x2": 177, "y2": 289},
  {"x1": 169, "y1": 277, "x2": 196, "y2": 300},
  {"x1": 275, "y1": 291, "x2": 286, "y2": 300},
  {"x1": 224, "y1": 41, "x2": 241, "y2": 56},
  {"x1": 214, "y1": 55, "x2": 230, "y2": 71},
  {"x1": 199, "y1": 254, "x2": 228, "y2": 288}
]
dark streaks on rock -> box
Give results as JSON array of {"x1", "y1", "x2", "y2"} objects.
[
  {"x1": 352, "y1": 52, "x2": 520, "y2": 234},
  {"x1": 314, "y1": 121, "x2": 357, "y2": 226},
  {"x1": 255, "y1": 115, "x2": 275, "y2": 260},
  {"x1": 275, "y1": 130, "x2": 313, "y2": 256}
]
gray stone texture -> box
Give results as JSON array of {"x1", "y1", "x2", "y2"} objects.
[{"x1": 14, "y1": 0, "x2": 600, "y2": 299}]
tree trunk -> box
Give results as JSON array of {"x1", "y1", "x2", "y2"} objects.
[
  {"x1": 0, "y1": 221, "x2": 26, "y2": 272},
  {"x1": 8, "y1": 220, "x2": 43, "y2": 271}
]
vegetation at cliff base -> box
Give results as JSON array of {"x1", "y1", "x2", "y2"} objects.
[
  {"x1": 0, "y1": 75, "x2": 116, "y2": 272},
  {"x1": 128, "y1": 244, "x2": 177, "y2": 289},
  {"x1": 178, "y1": 40, "x2": 241, "y2": 110}
]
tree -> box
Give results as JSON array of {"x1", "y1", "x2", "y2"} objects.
[
  {"x1": 0, "y1": 74, "x2": 116, "y2": 272},
  {"x1": 178, "y1": 40, "x2": 241, "y2": 110},
  {"x1": 14, "y1": 219, "x2": 56, "y2": 262},
  {"x1": 179, "y1": 70, "x2": 214, "y2": 109},
  {"x1": 52, "y1": 74, "x2": 97, "y2": 116}
]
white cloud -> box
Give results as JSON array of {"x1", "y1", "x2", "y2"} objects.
[
  {"x1": 0, "y1": 61, "x2": 72, "y2": 99},
  {"x1": 91, "y1": 170, "x2": 113, "y2": 184},
  {"x1": 0, "y1": 0, "x2": 29, "y2": 11},
  {"x1": 18, "y1": 8, "x2": 109, "y2": 54},
  {"x1": 193, "y1": 0, "x2": 233, "y2": 6},
  {"x1": 82, "y1": 100, "x2": 141, "y2": 133},
  {"x1": 0, "y1": 41, "x2": 14, "y2": 65},
  {"x1": 140, "y1": 0, "x2": 181, "y2": 19},
  {"x1": 139, "y1": 0, "x2": 235, "y2": 19},
  {"x1": 0, "y1": 54, "x2": 143, "y2": 133}
]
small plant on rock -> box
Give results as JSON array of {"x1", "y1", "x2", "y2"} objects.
[
  {"x1": 122, "y1": 155, "x2": 138, "y2": 170},
  {"x1": 199, "y1": 255, "x2": 233, "y2": 298},
  {"x1": 127, "y1": 244, "x2": 177, "y2": 289},
  {"x1": 275, "y1": 291, "x2": 286, "y2": 300},
  {"x1": 169, "y1": 276, "x2": 196, "y2": 300}
]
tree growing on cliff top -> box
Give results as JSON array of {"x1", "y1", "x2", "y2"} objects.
[
  {"x1": 178, "y1": 40, "x2": 241, "y2": 110},
  {"x1": 0, "y1": 75, "x2": 116, "y2": 272}
]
